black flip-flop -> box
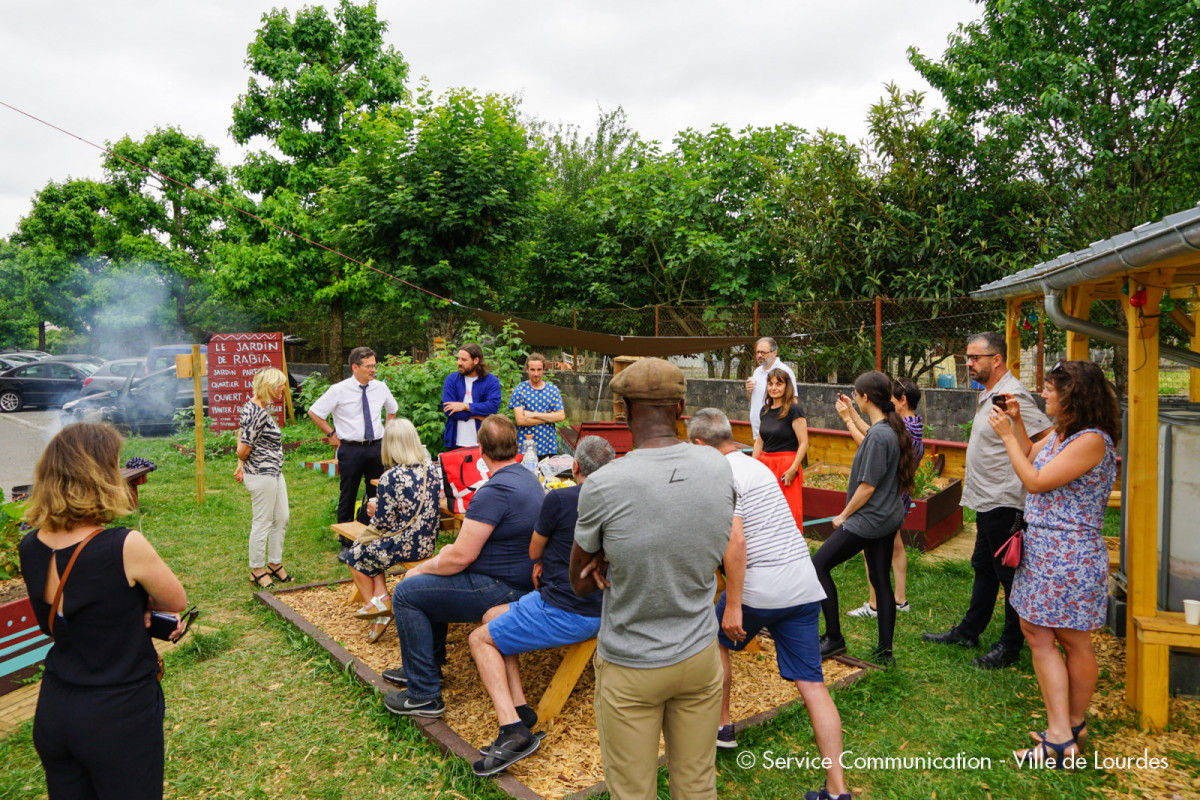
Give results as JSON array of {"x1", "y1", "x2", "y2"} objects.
[
  {"x1": 477, "y1": 729, "x2": 546, "y2": 757},
  {"x1": 472, "y1": 733, "x2": 543, "y2": 777}
]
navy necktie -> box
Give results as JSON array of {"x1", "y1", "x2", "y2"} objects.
[{"x1": 361, "y1": 384, "x2": 374, "y2": 441}]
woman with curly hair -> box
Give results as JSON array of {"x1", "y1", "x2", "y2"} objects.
[
  {"x1": 19, "y1": 423, "x2": 187, "y2": 799},
  {"x1": 751, "y1": 367, "x2": 809, "y2": 528},
  {"x1": 989, "y1": 361, "x2": 1119, "y2": 767}
]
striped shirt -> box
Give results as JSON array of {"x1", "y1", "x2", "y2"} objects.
[{"x1": 726, "y1": 450, "x2": 825, "y2": 609}]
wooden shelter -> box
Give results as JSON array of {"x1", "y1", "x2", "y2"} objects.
[{"x1": 971, "y1": 203, "x2": 1200, "y2": 729}]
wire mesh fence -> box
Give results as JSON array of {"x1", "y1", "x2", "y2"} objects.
[{"x1": 261, "y1": 296, "x2": 1194, "y2": 395}]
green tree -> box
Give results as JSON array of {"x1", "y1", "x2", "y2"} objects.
[
  {"x1": 567, "y1": 124, "x2": 807, "y2": 311},
  {"x1": 0, "y1": 239, "x2": 38, "y2": 350},
  {"x1": 908, "y1": 0, "x2": 1200, "y2": 247},
  {"x1": 320, "y1": 89, "x2": 543, "y2": 320},
  {"x1": 10, "y1": 179, "x2": 112, "y2": 347},
  {"x1": 223, "y1": 0, "x2": 408, "y2": 378}
]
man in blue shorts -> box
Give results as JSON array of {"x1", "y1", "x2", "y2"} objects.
[
  {"x1": 466, "y1": 435, "x2": 616, "y2": 777},
  {"x1": 689, "y1": 408, "x2": 851, "y2": 800}
]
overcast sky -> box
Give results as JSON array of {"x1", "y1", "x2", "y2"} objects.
[{"x1": 0, "y1": 0, "x2": 983, "y2": 238}]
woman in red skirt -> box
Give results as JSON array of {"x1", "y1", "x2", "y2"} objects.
[{"x1": 752, "y1": 367, "x2": 808, "y2": 529}]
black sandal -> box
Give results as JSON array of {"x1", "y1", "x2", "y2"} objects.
[
  {"x1": 267, "y1": 565, "x2": 294, "y2": 583},
  {"x1": 472, "y1": 729, "x2": 542, "y2": 776},
  {"x1": 250, "y1": 569, "x2": 273, "y2": 588}
]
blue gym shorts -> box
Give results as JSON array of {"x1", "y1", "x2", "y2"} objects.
[
  {"x1": 488, "y1": 590, "x2": 601, "y2": 656},
  {"x1": 715, "y1": 594, "x2": 823, "y2": 684}
]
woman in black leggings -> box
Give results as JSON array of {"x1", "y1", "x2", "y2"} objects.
[{"x1": 812, "y1": 371, "x2": 917, "y2": 665}]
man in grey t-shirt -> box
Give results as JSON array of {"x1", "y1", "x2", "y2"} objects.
[
  {"x1": 921, "y1": 331, "x2": 1050, "y2": 669},
  {"x1": 571, "y1": 358, "x2": 734, "y2": 800}
]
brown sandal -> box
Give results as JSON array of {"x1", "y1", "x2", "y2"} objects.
[{"x1": 250, "y1": 569, "x2": 274, "y2": 588}]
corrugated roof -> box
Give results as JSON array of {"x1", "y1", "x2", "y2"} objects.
[{"x1": 971, "y1": 202, "x2": 1200, "y2": 300}]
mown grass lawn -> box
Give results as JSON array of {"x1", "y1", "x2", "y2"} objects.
[{"x1": 0, "y1": 422, "x2": 1153, "y2": 799}]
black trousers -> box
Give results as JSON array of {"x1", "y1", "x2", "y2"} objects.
[
  {"x1": 812, "y1": 526, "x2": 896, "y2": 652},
  {"x1": 335, "y1": 441, "x2": 384, "y2": 525},
  {"x1": 33, "y1": 673, "x2": 164, "y2": 800},
  {"x1": 958, "y1": 506, "x2": 1025, "y2": 652}
]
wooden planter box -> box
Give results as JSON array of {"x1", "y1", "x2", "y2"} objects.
[{"x1": 801, "y1": 462, "x2": 964, "y2": 552}]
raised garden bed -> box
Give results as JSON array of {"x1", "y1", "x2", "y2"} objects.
[
  {"x1": 259, "y1": 578, "x2": 878, "y2": 800},
  {"x1": 801, "y1": 462, "x2": 964, "y2": 551}
]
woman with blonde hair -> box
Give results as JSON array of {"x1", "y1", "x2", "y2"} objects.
[
  {"x1": 19, "y1": 422, "x2": 187, "y2": 799},
  {"x1": 235, "y1": 367, "x2": 291, "y2": 587},
  {"x1": 752, "y1": 366, "x2": 809, "y2": 528},
  {"x1": 341, "y1": 417, "x2": 441, "y2": 642}
]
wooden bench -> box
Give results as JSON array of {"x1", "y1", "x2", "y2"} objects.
[
  {"x1": 535, "y1": 637, "x2": 598, "y2": 724},
  {"x1": 532, "y1": 566, "x2": 765, "y2": 723},
  {"x1": 330, "y1": 521, "x2": 431, "y2": 606},
  {"x1": 1132, "y1": 611, "x2": 1200, "y2": 729}
]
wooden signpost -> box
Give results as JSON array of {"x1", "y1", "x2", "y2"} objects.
[
  {"x1": 176, "y1": 347, "x2": 207, "y2": 504},
  {"x1": 207, "y1": 333, "x2": 290, "y2": 432},
  {"x1": 175, "y1": 333, "x2": 291, "y2": 506}
]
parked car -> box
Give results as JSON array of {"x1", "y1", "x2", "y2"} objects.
[
  {"x1": 0, "y1": 360, "x2": 99, "y2": 412},
  {"x1": 60, "y1": 366, "x2": 204, "y2": 435},
  {"x1": 79, "y1": 358, "x2": 147, "y2": 398},
  {"x1": 0, "y1": 352, "x2": 42, "y2": 369},
  {"x1": 41, "y1": 354, "x2": 107, "y2": 368}
]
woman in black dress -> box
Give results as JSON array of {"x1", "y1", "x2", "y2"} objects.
[{"x1": 19, "y1": 423, "x2": 187, "y2": 800}]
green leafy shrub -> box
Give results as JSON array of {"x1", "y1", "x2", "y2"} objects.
[
  {"x1": 375, "y1": 321, "x2": 531, "y2": 456},
  {"x1": 0, "y1": 489, "x2": 27, "y2": 579}
]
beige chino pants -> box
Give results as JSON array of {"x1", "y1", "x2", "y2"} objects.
[{"x1": 593, "y1": 639, "x2": 723, "y2": 800}]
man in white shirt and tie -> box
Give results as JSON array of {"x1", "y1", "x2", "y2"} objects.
[
  {"x1": 745, "y1": 337, "x2": 797, "y2": 441},
  {"x1": 308, "y1": 347, "x2": 398, "y2": 525}
]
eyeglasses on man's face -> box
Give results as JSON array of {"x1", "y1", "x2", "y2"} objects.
[{"x1": 964, "y1": 352, "x2": 1000, "y2": 363}]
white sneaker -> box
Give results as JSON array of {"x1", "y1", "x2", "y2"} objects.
[
  {"x1": 847, "y1": 602, "x2": 878, "y2": 619},
  {"x1": 896, "y1": 601, "x2": 911, "y2": 612}
]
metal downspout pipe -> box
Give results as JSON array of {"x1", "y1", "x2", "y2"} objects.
[{"x1": 1044, "y1": 291, "x2": 1200, "y2": 370}]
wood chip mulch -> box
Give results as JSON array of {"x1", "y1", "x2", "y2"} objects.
[
  {"x1": 278, "y1": 580, "x2": 860, "y2": 799},
  {"x1": 0, "y1": 577, "x2": 28, "y2": 605},
  {"x1": 1086, "y1": 631, "x2": 1200, "y2": 800}
]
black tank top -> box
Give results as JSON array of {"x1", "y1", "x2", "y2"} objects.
[{"x1": 19, "y1": 526, "x2": 160, "y2": 686}]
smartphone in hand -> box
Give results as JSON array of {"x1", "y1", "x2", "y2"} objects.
[{"x1": 992, "y1": 395, "x2": 1007, "y2": 411}]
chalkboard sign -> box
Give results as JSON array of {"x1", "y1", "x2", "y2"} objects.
[{"x1": 208, "y1": 333, "x2": 285, "y2": 432}]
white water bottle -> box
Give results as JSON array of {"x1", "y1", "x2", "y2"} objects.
[{"x1": 522, "y1": 437, "x2": 538, "y2": 473}]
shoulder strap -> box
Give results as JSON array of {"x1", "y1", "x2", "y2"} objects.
[{"x1": 48, "y1": 527, "x2": 105, "y2": 636}]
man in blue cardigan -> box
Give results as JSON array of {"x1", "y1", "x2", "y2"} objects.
[{"x1": 443, "y1": 343, "x2": 502, "y2": 450}]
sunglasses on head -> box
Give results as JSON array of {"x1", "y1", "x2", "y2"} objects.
[{"x1": 1049, "y1": 361, "x2": 1067, "y2": 376}]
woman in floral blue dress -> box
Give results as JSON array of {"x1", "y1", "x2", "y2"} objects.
[
  {"x1": 988, "y1": 361, "x2": 1119, "y2": 767},
  {"x1": 341, "y1": 418, "x2": 441, "y2": 642}
]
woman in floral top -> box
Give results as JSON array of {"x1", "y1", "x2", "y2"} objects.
[
  {"x1": 988, "y1": 361, "x2": 1119, "y2": 767},
  {"x1": 236, "y1": 368, "x2": 290, "y2": 588},
  {"x1": 341, "y1": 418, "x2": 441, "y2": 642}
]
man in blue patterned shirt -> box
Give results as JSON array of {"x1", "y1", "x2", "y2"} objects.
[{"x1": 508, "y1": 353, "x2": 565, "y2": 456}]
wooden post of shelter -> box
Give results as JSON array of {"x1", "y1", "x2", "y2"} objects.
[
  {"x1": 572, "y1": 310, "x2": 578, "y2": 373},
  {"x1": 1036, "y1": 315, "x2": 1044, "y2": 387},
  {"x1": 1005, "y1": 299, "x2": 1022, "y2": 379},
  {"x1": 1123, "y1": 274, "x2": 1165, "y2": 728},
  {"x1": 654, "y1": 305, "x2": 660, "y2": 337},
  {"x1": 753, "y1": 301, "x2": 758, "y2": 339},
  {"x1": 1064, "y1": 286, "x2": 1094, "y2": 361},
  {"x1": 1191, "y1": 296, "x2": 1200, "y2": 402}
]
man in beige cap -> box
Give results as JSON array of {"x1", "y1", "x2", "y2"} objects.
[{"x1": 570, "y1": 357, "x2": 735, "y2": 800}]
